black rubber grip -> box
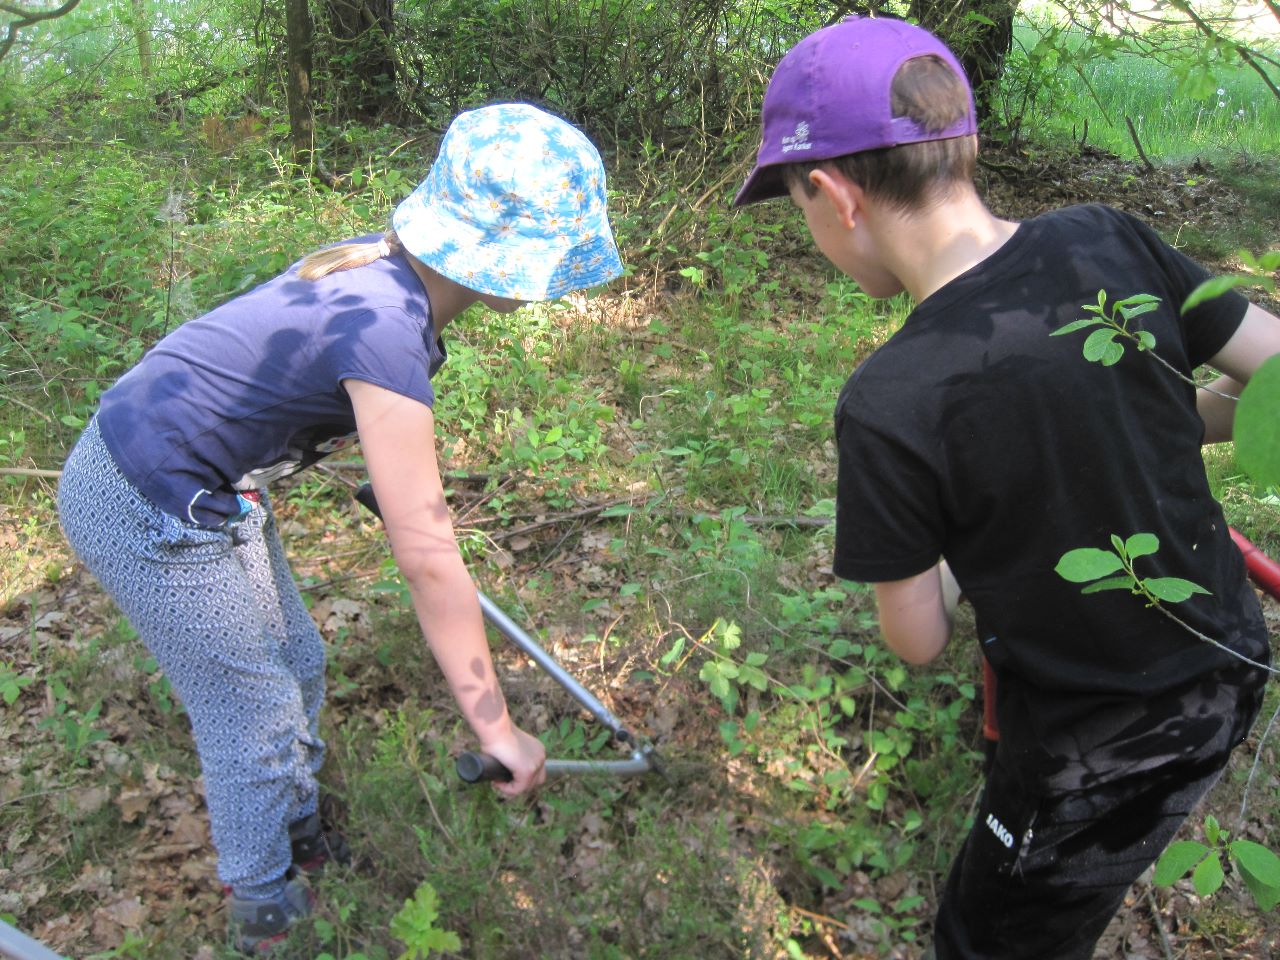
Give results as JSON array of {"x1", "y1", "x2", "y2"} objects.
[
  {"x1": 455, "y1": 751, "x2": 513, "y2": 783},
  {"x1": 354, "y1": 483, "x2": 381, "y2": 519}
]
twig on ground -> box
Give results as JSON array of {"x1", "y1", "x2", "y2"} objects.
[
  {"x1": 0, "y1": 467, "x2": 61, "y2": 478},
  {"x1": 487, "y1": 496, "x2": 636, "y2": 541},
  {"x1": 416, "y1": 770, "x2": 455, "y2": 848},
  {"x1": 1145, "y1": 886, "x2": 1176, "y2": 960},
  {"x1": 1125, "y1": 116, "x2": 1156, "y2": 173},
  {"x1": 1240, "y1": 697, "x2": 1280, "y2": 823}
]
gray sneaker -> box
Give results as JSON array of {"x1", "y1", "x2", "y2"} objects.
[
  {"x1": 289, "y1": 811, "x2": 351, "y2": 874},
  {"x1": 228, "y1": 876, "x2": 313, "y2": 954}
]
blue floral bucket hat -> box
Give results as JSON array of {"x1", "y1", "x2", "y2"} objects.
[{"x1": 393, "y1": 103, "x2": 624, "y2": 301}]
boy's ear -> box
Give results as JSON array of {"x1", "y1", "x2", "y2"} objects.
[{"x1": 808, "y1": 167, "x2": 862, "y2": 230}]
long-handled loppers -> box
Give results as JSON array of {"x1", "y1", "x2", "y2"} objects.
[{"x1": 354, "y1": 483, "x2": 664, "y2": 784}]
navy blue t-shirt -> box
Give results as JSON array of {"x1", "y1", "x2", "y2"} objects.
[{"x1": 97, "y1": 241, "x2": 445, "y2": 526}]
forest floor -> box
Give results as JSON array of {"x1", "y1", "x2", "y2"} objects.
[{"x1": 2, "y1": 139, "x2": 1279, "y2": 960}]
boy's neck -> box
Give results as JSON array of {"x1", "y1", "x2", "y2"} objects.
[{"x1": 870, "y1": 189, "x2": 1019, "y2": 304}]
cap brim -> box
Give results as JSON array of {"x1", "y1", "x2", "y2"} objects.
[{"x1": 733, "y1": 163, "x2": 790, "y2": 207}]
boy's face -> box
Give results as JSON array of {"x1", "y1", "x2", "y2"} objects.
[{"x1": 788, "y1": 175, "x2": 905, "y2": 300}]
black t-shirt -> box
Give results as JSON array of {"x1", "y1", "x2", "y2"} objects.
[{"x1": 833, "y1": 204, "x2": 1267, "y2": 785}]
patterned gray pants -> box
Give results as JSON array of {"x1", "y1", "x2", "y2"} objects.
[{"x1": 57, "y1": 418, "x2": 326, "y2": 893}]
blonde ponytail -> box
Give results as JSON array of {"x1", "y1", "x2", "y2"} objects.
[{"x1": 297, "y1": 228, "x2": 404, "y2": 281}]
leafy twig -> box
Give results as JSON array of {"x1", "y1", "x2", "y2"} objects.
[{"x1": 1052, "y1": 290, "x2": 1237, "y2": 398}]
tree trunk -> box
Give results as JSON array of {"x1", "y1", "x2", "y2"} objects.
[
  {"x1": 910, "y1": 0, "x2": 1017, "y2": 124},
  {"x1": 285, "y1": 0, "x2": 315, "y2": 165},
  {"x1": 129, "y1": 0, "x2": 152, "y2": 82},
  {"x1": 326, "y1": 0, "x2": 396, "y2": 118}
]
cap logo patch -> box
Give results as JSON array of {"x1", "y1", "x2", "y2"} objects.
[{"x1": 781, "y1": 121, "x2": 812, "y2": 154}]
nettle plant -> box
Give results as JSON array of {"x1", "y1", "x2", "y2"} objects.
[{"x1": 1053, "y1": 264, "x2": 1280, "y2": 911}]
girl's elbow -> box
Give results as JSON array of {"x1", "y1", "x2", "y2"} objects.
[{"x1": 392, "y1": 543, "x2": 462, "y2": 588}]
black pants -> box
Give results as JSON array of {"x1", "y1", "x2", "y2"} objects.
[{"x1": 932, "y1": 663, "x2": 1266, "y2": 960}]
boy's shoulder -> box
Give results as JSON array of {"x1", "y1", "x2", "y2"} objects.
[{"x1": 1017, "y1": 202, "x2": 1136, "y2": 239}]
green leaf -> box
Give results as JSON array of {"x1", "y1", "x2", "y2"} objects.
[
  {"x1": 391, "y1": 882, "x2": 462, "y2": 958},
  {"x1": 1116, "y1": 293, "x2": 1161, "y2": 307},
  {"x1": 1154, "y1": 840, "x2": 1209, "y2": 885},
  {"x1": 1236, "y1": 356, "x2": 1280, "y2": 488},
  {"x1": 1239, "y1": 250, "x2": 1280, "y2": 272},
  {"x1": 1230, "y1": 840, "x2": 1280, "y2": 889},
  {"x1": 1081, "y1": 576, "x2": 1133, "y2": 594},
  {"x1": 1082, "y1": 328, "x2": 1122, "y2": 363},
  {"x1": 1204, "y1": 815, "x2": 1222, "y2": 844},
  {"x1": 1240, "y1": 863, "x2": 1280, "y2": 911},
  {"x1": 706, "y1": 672, "x2": 730, "y2": 701},
  {"x1": 659, "y1": 638, "x2": 685, "y2": 666},
  {"x1": 1182, "y1": 275, "x2": 1256, "y2": 314},
  {"x1": 1051, "y1": 318, "x2": 1103, "y2": 336},
  {"x1": 1117, "y1": 300, "x2": 1160, "y2": 321},
  {"x1": 717, "y1": 621, "x2": 743, "y2": 650},
  {"x1": 1055, "y1": 548, "x2": 1124, "y2": 582},
  {"x1": 1124, "y1": 533, "x2": 1160, "y2": 559},
  {"x1": 1142, "y1": 577, "x2": 1211, "y2": 602},
  {"x1": 1135, "y1": 331, "x2": 1156, "y2": 351},
  {"x1": 1191, "y1": 852, "x2": 1225, "y2": 896}
]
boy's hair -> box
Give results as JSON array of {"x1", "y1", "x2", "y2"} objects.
[
  {"x1": 781, "y1": 55, "x2": 977, "y2": 212},
  {"x1": 296, "y1": 227, "x2": 403, "y2": 281}
]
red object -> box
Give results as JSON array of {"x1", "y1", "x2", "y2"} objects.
[
  {"x1": 1229, "y1": 526, "x2": 1280, "y2": 601},
  {"x1": 981, "y1": 656, "x2": 1000, "y2": 743},
  {"x1": 981, "y1": 526, "x2": 1280, "y2": 745}
]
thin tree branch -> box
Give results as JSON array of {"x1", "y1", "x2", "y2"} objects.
[
  {"x1": 0, "y1": 0, "x2": 82, "y2": 62},
  {"x1": 1125, "y1": 116, "x2": 1155, "y2": 173}
]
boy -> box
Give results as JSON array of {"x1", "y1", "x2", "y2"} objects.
[{"x1": 734, "y1": 15, "x2": 1280, "y2": 960}]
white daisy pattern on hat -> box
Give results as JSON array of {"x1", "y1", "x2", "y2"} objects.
[{"x1": 393, "y1": 103, "x2": 624, "y2": 301}]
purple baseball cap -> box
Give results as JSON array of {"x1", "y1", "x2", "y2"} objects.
[{"x1": 734, "y1": 16, "x2": 976, "y2": 207}]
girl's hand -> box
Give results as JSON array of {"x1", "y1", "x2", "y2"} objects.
[{"x1": 481, "y1": 725, "x2": 547, "y2": 797}]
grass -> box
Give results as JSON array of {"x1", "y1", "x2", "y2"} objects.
[{"x1": 1005, "y1": 18, "x2": 1280, "y2": 164}]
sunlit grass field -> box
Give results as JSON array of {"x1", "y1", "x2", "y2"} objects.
[{"x1": 1007, "y1": 19, "x2": 1280, "y2": 162}]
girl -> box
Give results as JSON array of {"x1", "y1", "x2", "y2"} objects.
[{"x1": 57, "y1": 102, "x2": 623, "y2": 953}]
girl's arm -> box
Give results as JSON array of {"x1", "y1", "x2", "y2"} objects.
[
  {"x1": 872, "y1": 560, "x2": 955, "y2": 665},
  {"x1": 345, "y1": 378, "x2": 546, "y2": 795},
  {"x1": 1199, "y1": 302, "x2": 1280, "y2": 444}
]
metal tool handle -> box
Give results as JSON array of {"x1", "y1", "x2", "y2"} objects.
[
  {"x1": 456, "y1": 750, "x2": 660, "y2": 783},
  {"x1": 475, "y1": 591, "x2": 632, "y2": 741},
  {"x1": 456, "y1": 750, "x2": 512, "y2": 783},
  {"x1": 355, "y1": 483, "x2": 655, "y2": 783},
  {"x1": 355, "y1": 482, "x2": 636, "y2": 731},
  {"x1": 0, "y1": 918, "x2": 67, "y2": 960}
]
